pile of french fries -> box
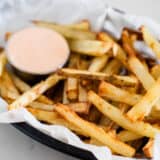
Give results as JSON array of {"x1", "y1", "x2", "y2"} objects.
[{"x1": 2, "y1": 20, "x2": 160, "y2": 158}]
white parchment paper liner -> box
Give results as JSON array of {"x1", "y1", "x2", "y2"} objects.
[{"x1": 0, "y1": 0, "x2": 160, "y2": 159}]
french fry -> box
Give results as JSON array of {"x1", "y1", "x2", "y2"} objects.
[
  {"x1": 88, "y1": 55, "x2": 110, "y2": 72},
  {"x1": 88, "y1": 138, "x2": 104, "y2": 146},
  {"x1": 28, "y1": 101, "x2": 89, "y2": 114},
  {"x1": 0, "y1": 81, "x2": 19, "y2": 100},
  {"x1": 33, "y1": 21, "x2": 96, "y2": 40},
  {"x1": 66, "y1": 78, "x2": 78, "y2": 100},
  {"x1": 57, "y1": 68, "x2": 138, "y2": 87},
  {"x1": 69, "y1": 39, "x2": 112, "y2": 56},
  {"x1": 0, "y1": 52, "x2": 7, "y2": 76},
  {"x1": 88, "y1": 91, "x2": 160, "y2": 138},
  {"x1": 102, "y1": 59, "x2": 121, "y2": 74},
  {"x1": 127, "y1": 77, "x2": 160, "y2": 121},
  {"x1": 78, "y1": 83, "x2": 88, "y2": 102},
  {"x1": 143, "y1": 139, "x2": 153, "y2": 158},
  {"x1": 27, "y1": 107, "x2": 88, "y2": 136},
  {"x1": 68, "y1": 102, "x2": 90, "y2": 114},
  {"x1": 123, "y1": 31, "x2": 160, "y2": 112},
  {"x1": 10, "y1": 73, "x2": 54, "y2": 105},
  {"x1": 141, "y1": 26, "x2": 160, "y2": 59},
  {"x1": 97, "y1": 32, "x2": 127, "y2": 66},
  {"x1": 127, "y1": 55, "x2": 155, "y2": 90},
  {"x1": 99, "y1": 81, "x2": 141, "y2": 105},
  {"x1": 117, "y1": 130, "x2": 142, "y2": 142},
  {"x1": 54, "y1": 103, "x2": 135, "y2": 157},
  {"x1": 63, "y1": 80, "x2": 70, "y2": 104},
  {"x1": 66, "y1": 20, "x2": 90, "y2": 30},
  {"x1": 151, "y1": 64, "x2": 160, "y2": 80},
  {"x1": 2, "y1": 71, "x2": 20, "y2": 98},
  {"x1": 8, "y1": 74, "x2": 62, "y2": 110}
]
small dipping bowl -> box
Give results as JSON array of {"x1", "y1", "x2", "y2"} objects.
[{"x1": 5, "y1": 27, "x2": 70, "y2": 84}]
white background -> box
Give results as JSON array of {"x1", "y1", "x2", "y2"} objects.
[{"x1": 0, "y1": 0, "x2": 159, "y2": 160}]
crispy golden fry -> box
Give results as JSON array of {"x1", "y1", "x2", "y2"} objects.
[
  {"x1": 127, "y1": 77, "x2": 160, "y2": 121},
  {"x1": 99, "y1": 81, "x2": 141, "y2": 105},
  {"x1": 27, "y1": 107, "x2": 87, "y2": 136},
  {"x1": 8, "y1": 74, "x2": 62, "y2": 110},
  {"x1": 88, "y1": 91, "x2": 160, "y2": 138},
  {"x1": 69, "y1": 39, "x2": 112, "y2": 56},
  {"x1": 55, "y1": 103, "x2": 135, "y2": 157},
  {"x1": 10, "y1": 73, "x2": 54, "y2": 105},
  {"x1": 66, "y1": 78, "x2": 78, "y2": 100},
  {"x1": 88, "y1": 55, "x2": 110, "y2": 72},
  {"x1": 102, "y1": 59, "x2": 121, "y2": 74},
  {"x1": 117, "y1": 130, "x2": 142, "y2": 142},
  {"x1": 151, "y1": 64, "x2": 160, "y2": 80},
  {"x1": 57, "y1": 68, "x2": 138, "y2": 87},
  {"x1": 97, "y1": 32, "x2": 127, "y2": 66},
  {"x1": 143, "y1": 139, "x2": 153, "y2": 158},
  {"x1": 0, "y1": 52, "x2": 7, "y2": 76},
  {"x1": 141, "y1": 26, "x2": 160, "y2": 59},
  {"x1": 33, "y1": 21, "x2": 96, "y2": 40}
]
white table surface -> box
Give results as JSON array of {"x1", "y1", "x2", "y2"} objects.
[{"x1": 0, "y1": 0, "x2": 160, "y2": 159}]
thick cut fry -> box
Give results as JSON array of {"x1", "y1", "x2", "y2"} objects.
[
  {"x1": 97, "y1": 32, "x2": 127, "y2": 66},
  {"x1": 99, "y1": 81, "x2": 141, "y2": 105},
  {"x1": 55, "y1": 103, "x2": 135, "y2": 157},
  {"x1": 33, "y1": 21, "x2": 96, "y2": 40},
  {"x1": 88, "y1": 91, "x2": 160, "y2": 138},
  {"x1": 69, "y1": 39, "x2": 112, "y2": 56},
  {"x1": 27, "y1": 107, "x2": 87, "y2": 136},
  {"x1": 0, "y1": 52, "x2": 7, "y2": 76},
  {"x1": 127, "y1": 77, "x2": 160, "y2": 121},
  {"x1": 88, "y1": 55, "x2": 110, "y2": 72},
  {"x1": 143, "y1": 139, "x2": 153, "y2": 158},
  {"x1": 8, "y1": 74, "x2": 62, "y2": 110},
  {"x1": 58, "y1": 68, "x2": 138, "y2": 87},
  {"x1": 117, "y1": 130, "x2": 142, "y2": 142},
  {"x1": 66, "y1": 78, "x2": 78, "y2": 100},
  {"x1": 141, "y1": 26, "x2": 160, "y2": 59},
  {"x1": 10, "y1": 73, "x2": 54, "y2": 105},
  {"x1": 151, "y1": 64, "x2": 160, "y2": 80},
  {"x1": 102, "y1": 59, "x2": 121, "y2": 74}
]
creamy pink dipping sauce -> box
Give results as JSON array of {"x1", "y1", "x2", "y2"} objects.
[{"x1": 6, "y1": 27, "x2": 70, "y2": 74}]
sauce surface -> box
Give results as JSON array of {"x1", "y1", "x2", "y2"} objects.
[{"x1": 6, "y1": 27, "x2": 69, "y2": 74}]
